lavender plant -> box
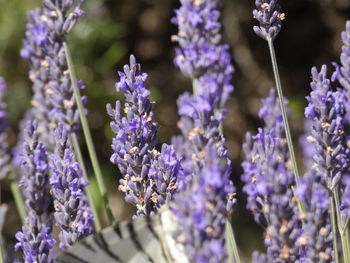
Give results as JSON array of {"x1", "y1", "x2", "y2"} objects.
[
  {"x1": 253, "y1": 0, "x2": 300, "y2": 182},
  {"x1": 242, "y1": 91, "x2": 301, "y2": 262},
  {"x1": 171, "y1": 140, "x2": 235, "y2": 262},
  {"x1": 49, "y1": 125, "x2": 94, "y2": 249},
  {"x1": 2, "y1": 0, "x2": 350, "y2": 262},
  {"x1": 305, "y1": 65, "x2": 348, "y2": 191},
  {"x1": 295, "y1": 173, "x2": 334, "y2": 262},
  {"x1": 15, "y1": 121, "x2": 55, "y2": 263},
  {"x1": 20, "y1": 0, "x2": 106, "y2": 229},
  {"x1": 107, "y1": 55, "x2": 181, "y2": 216}
]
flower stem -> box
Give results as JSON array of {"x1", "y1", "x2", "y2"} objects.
[
  {"x1": 267, "y1": 38, "x2": 300, "y2": 182},
  {"x1": 334, "y1": 189, "x2": 350, "y2": 263},
  {"x1": 330, "y1": 194, "x2": 340, "y2": 263},
  {"x1": 9, "y1": 171, "x2": 26, "y2": 223},
  {"x1": 225, "y1": 220, "x2": 240, "y2": 263},
  {"x1": 70, "y1": 133, "x2": 102, "y2": 231},
  {"x1": 63, "y1": 41, "x2": 115, "y2": 225}
]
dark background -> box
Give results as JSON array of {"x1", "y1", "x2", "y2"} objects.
[{"x1": 0, "y1": 0, "x2": 349, "y2": 261}]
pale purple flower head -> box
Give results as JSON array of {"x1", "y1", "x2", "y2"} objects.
[
  {"x1": 15, "y1": 121, "x2": 55, "y2": 262},
  {"x1": 49, "y1": 125, "x2": 94, "y2": 249},
  {"x1": 242, "y1": 128, "x2": 301, "y2": 261},
  {"x1": 171, "y1": 140, "x2": 235, "y2": 262},
  {"x1": 332, "y1": 21, "x2": 350, "y2": 91},
  {"x1": 21, "y1": 1, "x2": 87, "y2": 146},
  {"x1": 107, "y1": 55, "x2": 181, "y2": 216},
  {"x1": 253, "y1": 0, "x2": 284, "y2": 40},
  {"x1": 305, "y1": 65, "x2": 348, "y2": 190},
  {"x1": 295, "y1": 173, "x2": 333, "y2": 262}
]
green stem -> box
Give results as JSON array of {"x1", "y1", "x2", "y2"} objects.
[
  {"x1": 63, "y1": 41, "x2": 115, "y2": 225},
  {"x1": 330, "y1": 195, "x2": 340, "y2": 263},
  {"x1": 70, "y1": 133, "x2": 102, "y2": 231},
  {"x1": 267, "y1": 38, "x2": 300, "y2": 182},
  {"x1": 0, "y1": 237, "x2": 3, "y2": 263},
  {"x1": 334, "y1": 189, "x2": 350, "y2": 263},
  {"x1": 9, "y1": 172, "x2": 26, "y2": 222},
  {"x1": 225, "y1": 220, "x2": 241, "y2": 263}
]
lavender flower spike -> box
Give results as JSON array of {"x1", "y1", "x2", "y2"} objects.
[
  {"x1": 253, "y1": 0, "x2": 285, "y2": 40},
  {"x1": 107, "y1": 55, "x2": 181, "y2": 216},
  {"x1": 172, "y1": 0, "x2": 235, "y2": 195},
  {"x1": 49, "y1": 125, "x2": 94, "y2": 249},
  {"x1": 333, "y1": 21, "x2": 350, "y2": 91},
  {"x1": 171, "y1": 140, "x2": 235, "y2": 262},
  {"x1": 305, "y1": 65, "x2": 348, "y2": 190},
  {"x1": 295, "y1": 173, "x2": 333, "y2": 263},
  {"x1": 15, "y1": 121, "x2": 55, "y2": 263},
  {"x1": 242, "y1": 129, "x2": 301, "y2": 262},
  {"x1": 0, "y1": 77, "x2": 10, "y2": 179},
  {"x1": 21, "y1": 2, "x2": 86, "y2": 136}
]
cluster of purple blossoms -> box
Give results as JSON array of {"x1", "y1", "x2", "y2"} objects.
[
  {"x1": 0, "y1": 77, "x2": 10, "y2": 179},
  {"x1": 333, "y1": 21, "x2": 350, "y2": 93},
  {"x1": 107, "y1": 55, "x2": 181, "y2": 217},
  {"x1": 253, "y1": 0, "x2": 285, "y2": 40},
  {"x1": 305, "y1": 65, "x2": 348, "y2": 190},
  {"x1": 21, "y1": 0, "x2": 86, "y2": 145},
  {"x1": 171, "y1": 0, "x2": 234, "y2": 186},
  {"x1": 167, "y1": 0, "x2": 237, "y2": 261},
  {"x1": 14, "y1": 1, "x2": 95, "y2": 261},
  {"x1": 49, "y1": 125, "x2": 94, "y2": 249},
  {"x1": 242, "y1": 91, "x2": 301, "y2": 262},
  {"x1": 295, "y1": 173, "x2": 333, "y2": 262},
  {"x1": 171, "y1": 141, "x2": 234, "y2": 262},
  {"x1": 15, "y1": 121, "x2": 55, "y2": 263}
]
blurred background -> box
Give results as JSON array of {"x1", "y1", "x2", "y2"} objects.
[{"x1": 0, "y1": 0, "x2": 349, "y2": 261}]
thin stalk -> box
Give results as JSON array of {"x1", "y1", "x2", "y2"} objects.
[
  {"x1": 334, "y1": 189, "x2": 350, "y2": 263},
  {"x1": 0, "y1": 239, "x2": 3, "y2": 263},
  {"x1": 330, "y1": 195, "x2": 341, "y2": 263},
  {"x1": 267, "y1": 38, "x2": 300, "y2": 182},
  {"x1": 192, "y1": 79, "x2": 198, "y2": 97},
  {"x1": 9, "y1": 172, "x2": 26, "y2": 222},
  {"x1": 63, "y1": 41, "x2": 115, "y2": 225},
  {"x1": 225, "y1": 220, "x2": 241, "y2": 263},
  {"x1": 70, "y1": 133, "x2": 101, "y2": 231}
]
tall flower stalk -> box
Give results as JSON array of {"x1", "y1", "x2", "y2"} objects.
[
  {"x1": 50, "y1": 125, "x2": 94, "y2": 249},
  {"x1": 21, "y1": 0, "x2": 106, "y2": 228},
  {"x1": 107, "y1": 55, "x2": 181, "y2": 217},
  {"x1": 305, "y1": 65, "x2": 348, "y2": 262},
  {"x1": 15, "y1": 121, "x2": 55, "y2": 263},
  {"x1": 242, "y1": 91, "x2": 302, "y2": 262},
  {"x1": 253, "y1": 0, "x2": 300, "y2": 181},
  {"x1": 171, "y1": 0, "x2": 237, "y2": 261},
  {"x1": 171, "y1": 140, "x2": 235, "y2": 262}
]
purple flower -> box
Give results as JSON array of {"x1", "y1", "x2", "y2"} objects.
[
  {"x1": 332, "y1": 21, "x2": 350, "y2": 91},
  {"x1": 107, "y1": 55, "x2": 181, "y2": 216},
  {"x1": 242, "y1": 90, "x2": 301, "y2": 261},
  {"x1": 21, "y1": 8, "x2": 54, "y2": 146},
  {"x1": 49, "y1": 125, "x2": 94, "y2": 249},
  {"x1": 252, "y1": 251, "x2": 268, "y2": 263},
  {"x1": 15, "y1": 121, "x2": 55, "y2": 262},
  {"x1": 305, "y1": 65, "x2": 348, "y2": 190},
  {"x1": 242, "y1": 129, "x2": 301, "y2": 261},
  {"x1": 253, "y1": 0, "x2": 285, "y2": 40},
  {"x1": 172, "y1": 0, "x2": 235, "y2": 196},
  {"x1": 0, "y1": 77, "x2": 10, "y2": 179},
  {"x1": 21, "y1": 1, "x2": 86, "y2": 146},
  {"x1": 171, "y1": 141, "x2": 235, "y2": 262},
  {"x1": 295, "y1": 173, "x2": 333, "y2": 262}
]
